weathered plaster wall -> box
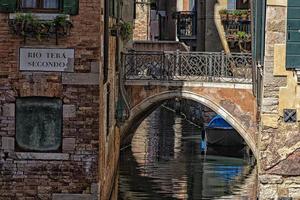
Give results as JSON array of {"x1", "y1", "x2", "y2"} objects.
[{"x1": 259, "y1": 0, "x2": 300, "y2": 199}]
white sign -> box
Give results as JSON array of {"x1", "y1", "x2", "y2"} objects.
[{"x1": 20, "y1": 48, "x2": 75, "y2": 72}]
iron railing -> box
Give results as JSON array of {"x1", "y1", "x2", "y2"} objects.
[{"x1": 123, "y1": 51, "x2": 253, "y2": 83}]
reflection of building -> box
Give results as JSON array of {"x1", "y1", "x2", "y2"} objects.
[{"x1": 124, "y1": 108, "x2": 255, "y2": 199}]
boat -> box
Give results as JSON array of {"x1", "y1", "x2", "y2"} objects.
[{"x1": 205, "y1": 115, "x2": 245, "y2": 146}]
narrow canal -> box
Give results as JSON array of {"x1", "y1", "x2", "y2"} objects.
[{"x1": 118, "y1": 106, "x2": 257, "y2": 200}]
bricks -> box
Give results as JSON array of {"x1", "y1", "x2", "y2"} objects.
[
  {"x1": 63, "y1": 104, "x2": 76, "y2": 118},
  {"x1": 1, "y1": 137, "x2": 14, "y2": 151},
  {"x1": 62, "y1": 138, "x2": 76, "y2": 152},
  {"x1": 2, "y1": 103, "x2": 15, "y2": 117}
]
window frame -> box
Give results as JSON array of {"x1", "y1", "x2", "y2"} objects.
[
  {"x1": 20, "y1": 0, "x2": 62, "y2": 13},
  {"x1": 15, "y1": 97, "x2": 63, "y2": 153}
]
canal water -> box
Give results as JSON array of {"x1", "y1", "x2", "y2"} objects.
[{"x1": 118, "y1": 106, "x2": 257, "y2": 200}]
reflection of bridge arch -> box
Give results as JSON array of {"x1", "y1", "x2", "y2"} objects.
[{"x1": 121, "y1": 90, "x2": 258, "y2": 158}]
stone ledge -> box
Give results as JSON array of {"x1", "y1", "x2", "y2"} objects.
[
  {"x1": 52, "y1": 194, "x2": 92, "y2": 200},
  {"x1": 124, "y1": 80, "x2": 253, "y2": 89},
  {"x1": 62, "y1": 73, "x2": 99, "y2": 85},
  {"x1": 16, "y1": 152, "x2": 70, "y2": 160}
]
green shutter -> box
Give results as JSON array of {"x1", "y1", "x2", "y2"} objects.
[
  {"x1": 252, "y1": 0, "x2": 266, "y2": 63},
  {"x1": 0, "y1": 0, "x2": 17, "y2": 13},
  {"x1": 286, "y1": 0, "x2": 300, "y2": 69},
  {"x1": 63, "y1": 0, "x2": 79, "y2": 15},
  {"x1": 110, "y1": 0, "x2": 118, "y2": 17}
]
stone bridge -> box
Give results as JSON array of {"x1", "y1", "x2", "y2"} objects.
[{"x1": 119, "y1": 51, "x2": 258, "y2": 158}]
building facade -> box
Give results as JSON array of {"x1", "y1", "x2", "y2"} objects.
[
  {"x1": 0, "y1": 1, "x2": 102, "y2": 199},
  {"x1": 258, "y1": 0, "x2": 300, "y2": 199}
]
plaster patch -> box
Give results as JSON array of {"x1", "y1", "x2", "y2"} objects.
[
  {"x1": 267, "y1": 0, "x2": 287, "y2": 7},
  {"x1": 261, "y1": 114, "x2": 279, "y2": 128}
]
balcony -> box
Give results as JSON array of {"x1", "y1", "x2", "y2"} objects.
[{"x1": 219, "y1": 9, "x2": 251, "y2": 52}]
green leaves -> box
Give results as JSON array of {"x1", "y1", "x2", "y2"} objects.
[
  {"x1": 10, "y1": 13, "x2": 73, "y2": 41},
  {"x1": 120, "y1": 21, "x2": 133, "y2": 42}
]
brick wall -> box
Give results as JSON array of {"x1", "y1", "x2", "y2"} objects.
[{"x1": 0, "y1": 0, "x2": 102, "y2": 199}]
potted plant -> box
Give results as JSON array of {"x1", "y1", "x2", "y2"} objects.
[
  {"x1": 9, "y1": 13, "x2": 73, "y2": 43},
  {"x1": 219, "y1": 9, "x2": 228, "y2": 21},
  {"x1": 232, "y1": 10, "x2": 242, "y2": 21},
  {"x1": 236, "y1": 31, "x2": 247, "y2": 41},
  {"x1": 120, "y1": 21, "x2": 133, "y2": 42},
  {"x1": 12, "y1": 13, "x2": 41, "y2": 39},
  {"x1": 240, "y1": 10, "x2": 249, "y2": 21},
  {"x1": 53, "y1": 14, "x2": 73, "y2": 36},
  {"x1": 227, "y1": 10, "x2": 234, "y2": 21}
]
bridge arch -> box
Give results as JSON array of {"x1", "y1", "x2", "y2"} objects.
[{"x1": 121, "y1": 90, "x2": 258, "y2": 158}]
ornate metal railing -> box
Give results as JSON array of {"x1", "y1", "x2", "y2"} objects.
[{"x1": 122, "y1": 51, "x2": 252, "y2": 83}]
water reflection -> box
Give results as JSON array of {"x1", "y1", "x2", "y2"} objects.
[{"x1": 118, "y1": 107, "x2": 257, "y2": 200}]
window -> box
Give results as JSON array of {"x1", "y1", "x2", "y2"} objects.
[
  {"x1": 110, "y1": 0, "x2": 117, "y2": 17},
  {"x1": 227, "y1": 0, "x2": 250, "y2": 10},
  {"x1": 21, "y1": 0, "x2": 60, "y2": 11},
  {"x1": 16, "y1": 97, "x2": 62, "y2": 152},
  {"x1": 0, "y1": 0, "x2": 79, "y2": 15}
]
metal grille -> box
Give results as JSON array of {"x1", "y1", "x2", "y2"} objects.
[{"x1": 123, "y1": 51, "x2": 253, "y2": 83}]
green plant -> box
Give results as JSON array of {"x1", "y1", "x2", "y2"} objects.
[
  {"x1": 120, "y1": 21, "x2": 133, "y2": 42},
  {"x1": 219, "y1": 9, "x2": 228, "y2": 15},
  {"x1": 232, "y1": 10, "x2": 242, "y2": 16},
  {"x1": 10, "y1": 13, "x2": 72, "y2": 42},
  {"x1": 236, "y1": 31, "x2": 247, "y2": 40},
  {"x1": 240, "y1": 10, "x2": 248, "y2": 16},
  {"x1": 14, "y1": 13, "x2": 40, "y2": 37}
]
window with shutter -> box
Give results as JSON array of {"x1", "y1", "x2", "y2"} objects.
[
  {"x1": 20, "y1": 0, "x2": 60, "y2": 12},
  {"x1": 286, "y1": 0, "x2": 300, "y2": 69},
  {"x1": 63, "y1": 0, "x2": 79, "y2": 15},
  {"x1": 0, "y1": 0, "x2": 17, "y2": 13},
  {"x1": 110, "y1": 0, "x2": 118, "y2": 17},
  {"x1": 252, "y1": 0, "x2": 266, "y2": 63},
  {"x1": 0, "y1": 0, "x2": 79, "y2": 15}
]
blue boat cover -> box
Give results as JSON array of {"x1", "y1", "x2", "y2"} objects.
[{"x1": 207, "y1": 115, "x2": 233, "y2": 129}]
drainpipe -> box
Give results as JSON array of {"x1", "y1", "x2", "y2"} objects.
[{"x1": 104, "y1": 0, "x2": 109, "y2": 83}]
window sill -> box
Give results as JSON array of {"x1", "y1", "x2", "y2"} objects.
[
  {"x1": 15, "y1": 152, "x2": 70, "y2": 160},
  {"x1": 9, "y1": 13, "x2": 70, "y2": 21}
]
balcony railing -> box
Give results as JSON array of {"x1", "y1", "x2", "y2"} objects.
[{"x1": 123, "y1": 51, "x2": 252, "y2": 83}]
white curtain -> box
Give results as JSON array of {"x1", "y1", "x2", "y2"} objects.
[
  {"x1": 22, "y1": 0, "x2": 37, "y2": 8},
  {"x1": 43, "y1": 0, "x2": 59, "y2": 9}
]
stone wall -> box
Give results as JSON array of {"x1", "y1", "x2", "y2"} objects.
[
  {"x1": 133, "y1": 2, "x2": 150, "y2": 40},
  {"x1": 0, "y1": 0, "x2": 102, "y2": 199},
  {"x1": 259, "y1": 1, "x2": 300, "y2": 199}
]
